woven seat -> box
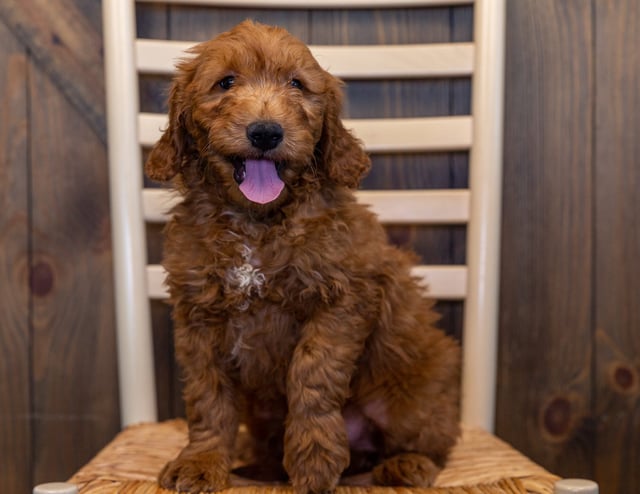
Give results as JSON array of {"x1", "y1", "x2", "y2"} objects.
[
  {"x1": 69, "y1": 420, "x2": 558, "y2": 494},
  {"x1": 75, "y1": 1, "x2": 573, "y2": 494}
]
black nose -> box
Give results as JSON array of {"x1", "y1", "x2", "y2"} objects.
[{"x1": 246, "y1": 121, "x2": 284, "y2": 151}]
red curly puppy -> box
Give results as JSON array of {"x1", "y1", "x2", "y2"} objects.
[{"x1": 146, "y1": 20, "x2": 460, "y2": 494}]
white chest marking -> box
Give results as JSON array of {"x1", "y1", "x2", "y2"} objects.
[
  {"x1": 228, "y1": 263, "x2": 265, "y2": 292},
  {"x1": 226, "y1": 244, "x2": 265, "y2": 309}
]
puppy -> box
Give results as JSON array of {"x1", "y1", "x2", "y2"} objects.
[{"x1": 146, "y1": 20, "x2": 460, "y2": 494}]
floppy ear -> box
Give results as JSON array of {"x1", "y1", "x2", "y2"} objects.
[
  {"x1": 318, "y1": 75, "x2": 371, "y2": 188},
  {"x1": 144, "y1": 77, "x2": 195, "y2": 182}
]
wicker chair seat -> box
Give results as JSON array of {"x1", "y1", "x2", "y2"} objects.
[{"x1": 69, "y1": 420, "x2": 558, "y2": 494}]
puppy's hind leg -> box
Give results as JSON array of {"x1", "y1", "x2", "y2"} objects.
[
  {"x1": 372, "y1": 452, "x2": 441, "y2": 487},
  {"x1": 368, "y1": 399, "x2": 460, "y2": 488},
  {"x1": 361, "y1": 356, "x2": 460, "y2": 488},
  {"x1": 369, "y1": 416, "x2": 458, "y2": 488}
]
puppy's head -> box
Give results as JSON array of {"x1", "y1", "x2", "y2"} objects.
[{"x1": 145, "y1": 20, "x2": 370, "y2": 208}]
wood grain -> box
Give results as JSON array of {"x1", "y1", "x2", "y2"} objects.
[
  {"x1": 137, "y1": 3, "x2": 171, "y2": 119},
  {"x1": 168, "y1": 5, "x2": 309, "y2": 41},
  {"x1": 28, "y1": 59, "x2": 119, "y2": 484},
  {"x1": 497, "y1": 0, "x2": 594, "y2": 479},
  {"x1": 594, "y1": 1, "x2": 640, "y2": 492},
  {"x1": 0, "y1": 0, "x2": 106, "y2": 142},
  {"x1": 0, "y1": 21, "x2": 31, "y2": 494}
]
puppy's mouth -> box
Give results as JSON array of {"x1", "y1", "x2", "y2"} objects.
[{"x1": 232, "y1": 158, "x2": 286, "y2": 205}]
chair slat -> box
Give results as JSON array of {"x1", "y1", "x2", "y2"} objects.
[
  {"x1": 143, "y1": 188, "x2": 179, "y2": 223},
  {"x1": 142, "y1": 188, "x2": 469, "y2": 224},
  {"x1": 138, "y1": 113, "x2": 472, "y2": 153},
  {"x1": 347, "y1": 116, "x2": 472, "y2": 153},
  {"x1": 136, "y1": 0, "x2": 474, "y2": 10},
  {"x1": 147, "y1": 264, "x2": 168, "y2": 300},
  {"x1": 312, "y1": 44, "x2": 473, "y2": 79},
  {"x1": 357, "y1": 189, "x2": 469, "y2": 224},
  {"x1": 136, "y1": 39, "x2": 473, "y2": 78},
  {"x1": 147, "y1": 264, "x2": 467, "y2": 301},
  {"x1": 412, "y1": 265, "x2": 468, "y2": 300}
]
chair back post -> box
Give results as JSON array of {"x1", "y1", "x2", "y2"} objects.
[
  {"x1": 105, "y1": 0, "x2": 507, "y2": 431},
  {"x1": 461, "y1": 0, "x2": 506, "y2": 432},
  {"x1": 102, "y1": 0, "x2": 158, "y2": 426}
]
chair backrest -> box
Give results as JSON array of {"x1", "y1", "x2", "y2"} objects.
[{"x1": 102, "y1": 0, "x2": 505, "y2": 431}]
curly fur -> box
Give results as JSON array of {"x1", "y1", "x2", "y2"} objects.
[{"x1": 146, "y1": 20, "x2": 461, "y2": 494}]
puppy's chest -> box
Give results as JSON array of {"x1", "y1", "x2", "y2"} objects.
[
  {"x1": 223, "y1": 244, "x2": 268, "y2": 310},
  {"x1": 227, "y1": 307, "x2": 299, "y2": 392},
  {"x1": 219, "y1": 241, "x2": 323, "y2": 311}
]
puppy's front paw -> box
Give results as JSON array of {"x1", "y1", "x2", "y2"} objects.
[
  {"x1": 158, "y1": 450, "x2": 230, "y2": 493},
  {"x1": 284, "y1": 416, "x2": 349, "y2": 494},
  {"x1": 289, "y1": 464, "x2": 343, "y2": 494}
]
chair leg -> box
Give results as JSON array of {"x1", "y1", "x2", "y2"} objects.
[
  {"x1": 33, "y1": 482, "x2": 78, "y2": 494},
  {"x1": 554, "y1": 478, "x2": 599, "y2": 493}
]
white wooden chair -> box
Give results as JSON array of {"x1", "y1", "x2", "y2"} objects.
[
  {"x1": 115, "y1": 0, "x2": 500, "y2": 434},
  {"x1": 34, "y1": 1, "x2": 598, "y2": 493}
]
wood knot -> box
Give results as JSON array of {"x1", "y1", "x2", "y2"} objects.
[
  {"x1": 540, "y1": 395, "x2": 575, "y2": 442},
  {"x1": 608, "y1": 362, "x2": 638, "y2": 395},
  {"x1": 30, "y1": 261, "x2": 55, "y2": 297}
]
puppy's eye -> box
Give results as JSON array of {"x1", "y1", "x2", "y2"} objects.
[
  {"x1": 217, "y1": 76, "x2": 235, "y2": 90},
  {"x1": 289, "y1": 79, "x2": 304, "y2": 90}
]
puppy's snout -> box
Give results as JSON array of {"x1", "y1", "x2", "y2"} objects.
[{"x1": 247, "y1": 121, "x2": 284, "y2": 151}]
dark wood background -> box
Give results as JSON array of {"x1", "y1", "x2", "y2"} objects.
[{"x1": 0, "y1": 1, "x2": 638, "y2": 493}]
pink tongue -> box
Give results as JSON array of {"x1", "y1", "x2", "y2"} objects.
[{"x1": 239, "y1": 159, "x2": 285, "y2": 204}]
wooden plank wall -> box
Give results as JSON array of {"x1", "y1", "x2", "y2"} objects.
[
  {"x1": 593, "y1": 1, "x2": 640, "y2": 492},
  {"x1": 0, "y1": 0, "x2": 119, "y2": 490},
  {"x1": 497, "y1": 0, "x2": 595, "y2": 478},
  {"x1": 0, "y1": 2, "x2": 638, "y2": 493},
  {"x1": 0, "y1": 17, "x2": 30, "y2": 493}
]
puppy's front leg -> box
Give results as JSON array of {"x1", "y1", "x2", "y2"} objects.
[
  {"x1": 159, "y1": 326, "x2": 238, "y2": 493},
  {"x1": 284, "y1": 307, "x2": 368, "y2": 494}
]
